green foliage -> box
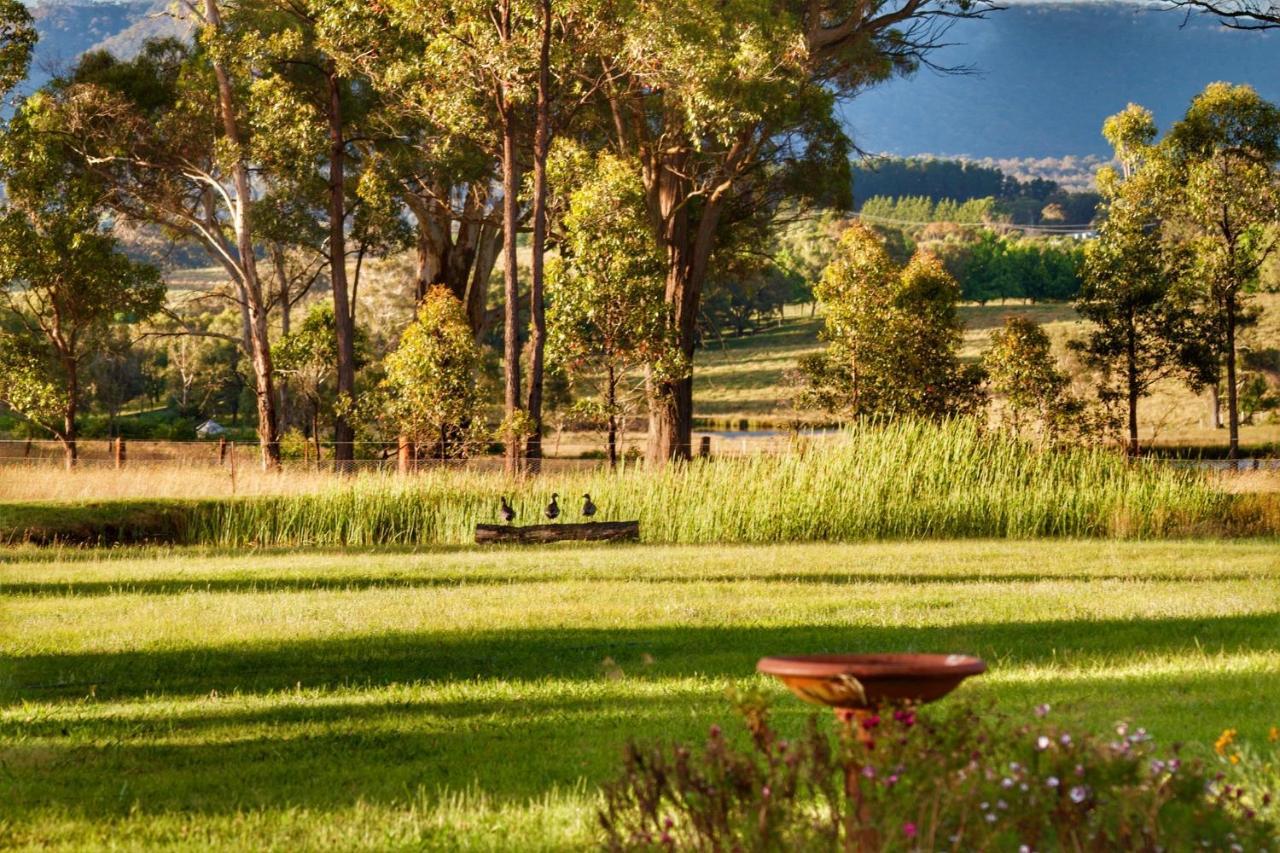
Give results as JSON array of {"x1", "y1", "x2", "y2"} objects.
[
  {"x1": 600, "y1": 699, "x2": 1276, "y2": 850},
  {"x1": 860, "y1": 194, "x2": 998, "y2": 225},
  {"x1": 373, "y1": 286, "x2": 482, "y2": 452},
  {"x1": 1102, "y1": 83, "x2": 1280, "y2": 454},
  {"x1": 958, "y1": 231, "x2": 1084, "y2": 304},
  {"x1": 274, "y1": 303, "x2": 369, "y2": 435},
  {"x1": 547, "y1": 150, "x2": 676, "y2": 461},
  {"x1": 799, "y1": 224, "x2": 983, "y2": 419},
  {"x1": 0, "y1": 131, "x2": 164, "y2": 444},
  {"x1": 0, "y1": 0, "x2": 35, "y2": 99},
  {"x1": 1075, "y1": 107, "x2": 1215, "y2": 451},
  {"x1": 985, "y1": 316, "x2": 1083, "y2": 443},
  {"x1": 851, "y1": 157, "x2": 1100, "y2": 226}
]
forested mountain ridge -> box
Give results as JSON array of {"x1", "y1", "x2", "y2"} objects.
[{"x1": 839, "y1": 2, "x2": 1280, "y2": 158}]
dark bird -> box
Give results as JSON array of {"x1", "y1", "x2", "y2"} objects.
[
  {"x1": 545, "y1": 493, "x2": 560, "y2": 521},
  {"x1": 582, "y1": 493, "x2": 597, "y2": 520},
  {"x1": 500, "y1": 496, "x2": 516, "y2": 525}
]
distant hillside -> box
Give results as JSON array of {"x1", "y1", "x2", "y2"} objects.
[
  {"x1": 839, "y1": 1, "x2": 1280, "y2": 159},
  {"x1": 24, "y1": 0, "x2": 185, "y2": 91}
]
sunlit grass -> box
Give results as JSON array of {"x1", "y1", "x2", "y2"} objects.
[{"x1": 2, "y1": 539, "x2": 1279, "y2": 848}]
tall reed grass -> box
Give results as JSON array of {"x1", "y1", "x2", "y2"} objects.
[{"x1": 182, "y1": 420, "x2": 1258, "y2": 547}]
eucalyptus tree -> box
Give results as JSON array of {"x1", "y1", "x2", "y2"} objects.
[
  {"x1": 600, "y1": 0, "x2": 994, "y2": 463},
  {"x1": 235, "y1": 0, "x2": 398, "y2": 469},
  {"x1": 337, "y1": 0, "x2": 609, "y2": 472},
  {"x1": 0, "y1": 135, "x2": 165, "y2": 467},
  {"x1": 797, "y1": 223, "x2": 982, "y2": 420},
  {"x1": 30, "y1": 31, "x2": 286, "y2": 468},
  {"x1": 1160, "y1": 83, "x2": 1280, "y2": 458},
  {"x1": 1073, "y1": 105, "x2": 1212, "y2": 456}
]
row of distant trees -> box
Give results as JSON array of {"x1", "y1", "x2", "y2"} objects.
[
  {"x1": 850, "y1": 158, "x2": 1102, "y2": 226},
  {"x1": 799, "y1": 83, "x2": 1280, "y2": 457}
]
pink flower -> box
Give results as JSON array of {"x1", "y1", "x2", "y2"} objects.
[
  {"x1": 709, "y1": 724, "x2": 721, "y2": 738},
  {"x1": 903, "y1": 822, "x2": 918, "y2": 838},
  {"x1": 861, "y1": 714, "x2": 881, "y2": 730}
]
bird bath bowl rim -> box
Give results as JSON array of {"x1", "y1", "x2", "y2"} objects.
[{"x1": 757, "y1": 653, "x2": 987, "y2": 710}]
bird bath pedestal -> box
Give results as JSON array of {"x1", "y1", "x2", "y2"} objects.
[{"x1": 757, "y1": 653, "x2": 986, "y2": 847}]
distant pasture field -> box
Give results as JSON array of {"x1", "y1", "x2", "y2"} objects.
[
  {"x1": 694, "y1": 296, "x2": 1280, "y2": 453},
  {"x1": 3, "y1": 540, "x2": 1279, "y2": 849}
]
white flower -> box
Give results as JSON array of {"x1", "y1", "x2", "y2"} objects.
[
  {"x1": 1069, "y1": 785, "x2": 1088, "y2": 804},
  {"x1": 1046, "y1": 776, "x2": 1060, "y2": 788},
  {"x1": 1059, "y1": 734, "x2": 1072, "y2": 746},
  {"x1": 1001, "y1": 777, "x2": 1014, "y2": 789},
  {"x1": 985, "y1": 813, "x2": 997, "y2": 823},
  {"x1": 1036, "y1": 735, "x2": 1051, "y2": 751}
]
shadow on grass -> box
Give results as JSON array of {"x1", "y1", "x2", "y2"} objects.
[
  {"x1": 4, "y1": 664, "x2": 1279, "y2": 822},
  {"x1": 6, "y1": 612, "x2": 1279, "y2": 703},
  {"x1": 2, "y1": 570, "x2": 1273, "y2": 597}
]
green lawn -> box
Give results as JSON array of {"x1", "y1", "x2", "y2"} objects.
[{"x1": 3, "y1": 540, "x2": 1279, "y2": 849}]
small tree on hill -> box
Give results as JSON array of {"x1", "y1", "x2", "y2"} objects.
[
  {"x1": 375, "y1": 287, "x2": 482, "y2": 460},
  {"x1": 798, "y1": 223, "x2": 983, "y2": 420},
  {"x1": 984, "y1": 316, "x2": 1081, "y2": 444},
  {"x1": 1160, "y1": 83, "x2": 1280, "y2": 458},
  {"x1": 1073, "y1": 104, "x2": 1215, "y2": 455}
]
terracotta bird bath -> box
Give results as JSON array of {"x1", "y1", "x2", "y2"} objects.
[
  {"x1": 756, "y1": 653, "x2": 986, "y2": 722},
  {"x1": 757, "y1": 653, "x2": 986, "y2": 845}
]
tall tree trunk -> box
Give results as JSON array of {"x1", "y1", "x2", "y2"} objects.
[
  {"x1": 646, "y1": 174, "x2": 723, "y2": 465},
  {"x1": 63, "y1": 365, "x2": 78, "y2": 470},
  {"x1": 272, "y1": 244, "x2": 291, "y2": 429},
  {"x1": 1224, "y1": 292, "x2": 1240, "y2": 460},
  {"x1": 525, "y1": 0, "x2": 552, "y2": 470},
  {"x1": 204, "y1": 0, "x2": 279, "y2": 470},
  {"x1": 606, "y1": 363, "x2": 618, "y2": 469},
  {"x1": 326, "y1": 64, "x2": 356, "y2": 471},
  {"x1": 1209, "y1": 382, "x2": 1223, "y2": 429},
  {"x1": 498, "y1": 0, "x2": 523, "y2": 475},
  {"x1": 407, "y1": 190, "x2": 499, "y2": 339},
  {"x1": 1126, "y1": 320, "x2": 1139, "y2": 456}
]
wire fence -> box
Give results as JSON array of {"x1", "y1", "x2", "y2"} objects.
[
  {"x1": 1, "y1": 437, "x2": 1277, "y2": 472},
  {"x1": 0, "y1": 438, "x2": 624, "y2": 473}
]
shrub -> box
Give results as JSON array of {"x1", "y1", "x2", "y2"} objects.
[{"x1": 599, "y1": 696, "x2": 1276, "y2": 851}]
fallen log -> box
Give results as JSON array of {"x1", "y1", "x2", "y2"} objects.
[{"x1": 475, "y1": 521, "x2": 639, "y2": 544}]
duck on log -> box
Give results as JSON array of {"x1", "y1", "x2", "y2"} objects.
[{"x1": 475, "y1": 521, "x2": 639, "y2": 544}]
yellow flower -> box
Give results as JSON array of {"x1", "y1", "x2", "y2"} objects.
[
  {"x1": 1270, "y1": 726, "x2": 1278, "y2": 743},
  {"x1": 1215, "y1": 728, "x2": 1238, "y2": 756},
  {"x1": 1230, "y1": 754, "x2": 1240, "y2": 765}
]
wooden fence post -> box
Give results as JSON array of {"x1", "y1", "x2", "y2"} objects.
[
  {"x1": 114, "y1": 437, "x2": 126, "y2": 469},
  {"x1": 699, "y1": 436, "x2": 711, "y2": 458},
  {"x1": 218, "y1": 436, "x2": 228, "y2": 465}
]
